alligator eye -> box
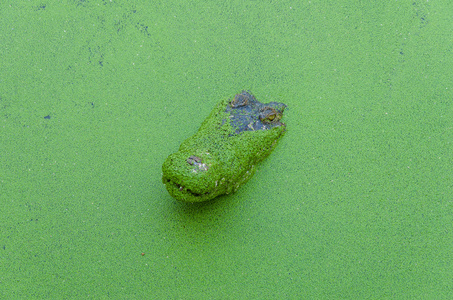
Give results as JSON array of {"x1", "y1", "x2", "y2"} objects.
[
  {"x1": 259, "y1": 107, "x2": 278, "y2": 123},
  {"x1": 231, "y1": 93, "x2": 248, "y2": 108}
]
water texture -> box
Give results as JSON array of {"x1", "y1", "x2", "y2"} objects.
[{"x1": 1, "y1": 1, "x2": 452, "y2": 298}]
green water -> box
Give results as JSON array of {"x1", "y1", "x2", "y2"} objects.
[{"x1": 1, "y1": 1, "x2": 452, "y2": 298}]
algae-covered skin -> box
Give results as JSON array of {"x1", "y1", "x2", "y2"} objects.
[{"x1": 162, "y1": 91, "x2": 287, "y2": 202}]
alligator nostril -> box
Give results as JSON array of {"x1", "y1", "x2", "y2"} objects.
[{"x1": 187, "y1": 155, "x2": 202, "y2": 165}]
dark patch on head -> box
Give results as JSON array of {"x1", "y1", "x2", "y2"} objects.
[{"x1": 225, "y1": 91, "x2": 286, "y2": 134}]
